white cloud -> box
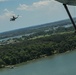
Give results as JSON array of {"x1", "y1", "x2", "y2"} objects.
[
  {"x1": 17, "y1": 0, "x2": 52, "y2": 11},
  {"x1": 17, "y1": 4, "x2": 29, "y2": 10},
  {"x1": 32, "y1": 0, "x2": 50, "y2": 7},
  {"x1": 0, "y1": 9, "x2": 16, "y2": 20}
]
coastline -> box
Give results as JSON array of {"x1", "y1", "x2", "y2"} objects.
[
  {"x1": 1, "y1": 49, "x2": 74, "y2": 69},
  {"x1": 0, "y1": 32, "x2": 76, "y2": 69}
]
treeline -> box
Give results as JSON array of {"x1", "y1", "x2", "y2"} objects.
[{"x1": 0, "y1": 32, "x2": 76, "y2": 68}]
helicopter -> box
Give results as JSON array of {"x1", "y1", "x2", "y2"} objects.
[{"x1": 10, "y1": 15, "x2": 19, "y2": 21}]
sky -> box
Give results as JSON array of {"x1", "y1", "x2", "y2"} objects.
[{"x1": 0, "y1": 0, "x2": 76, "y2": 33}]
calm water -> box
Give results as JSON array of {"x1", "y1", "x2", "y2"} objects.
[{"x1": 0, "y1": 51, "x2": 76, "y2": 75}]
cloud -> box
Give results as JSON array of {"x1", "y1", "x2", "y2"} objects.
[
  {"x1": 17, "y1": 4, "x2": 29, "y2": 10},
  {"x1": 0, "y1": 9, "x2": 16, "y2": 20},
  {"x1": 17, "y1": 0, "x2": 52, "y2": 11}
]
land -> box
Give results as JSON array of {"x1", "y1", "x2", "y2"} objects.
[
  {"x1": 0, "y1": 18, "x2": 76, "y2": 39},
  {"x1": 0, "y1": 18, "x2": 76, "y2": 68}
]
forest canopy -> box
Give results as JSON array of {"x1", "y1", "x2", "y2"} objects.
[{"x1": 0, "y1": 32, "x2": 76, "y2": 68}]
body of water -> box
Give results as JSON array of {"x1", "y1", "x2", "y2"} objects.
[{"x1": 0, "y1": 51, "x2": 76, "y2": 75}]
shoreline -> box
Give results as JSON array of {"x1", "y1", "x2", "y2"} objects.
[{"x1": 1, "y1": 49, "x2": 74, "y2": 69}]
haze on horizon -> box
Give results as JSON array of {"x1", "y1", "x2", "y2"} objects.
[{"x1": 0, "y1": 0, "x2": 76, "y2": 33}]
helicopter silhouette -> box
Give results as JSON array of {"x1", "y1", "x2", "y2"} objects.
[{"x1": 10, "y1": 15, "x2": 19, "y2": 21}]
